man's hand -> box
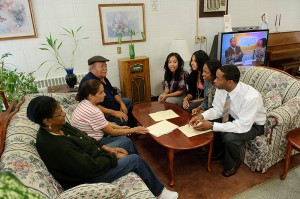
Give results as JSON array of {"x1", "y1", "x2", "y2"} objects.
[
  {"x1": 120, "y1": 103, "x2": 128, "y2": 114},
  {"x1": 192, "y1": 120, "x2": 213, "y2": 131},
  {"x1": 192, "y1": 107, "x2": 201, "y2": 116},
  {"x1": 189, "y1": 115, "x2": 204, "y2": 126},
  {"x1": 113, "y1": 111, "x2": 128, "y2": 122}
]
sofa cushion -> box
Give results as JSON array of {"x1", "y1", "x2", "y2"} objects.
[
  {"x1": 263, "y1": 90, "x2": 282, "y2": 112},
  {"x1": 0, "y1": 171, "x2": 43, "y2": 198},
  {"x1": 0, "y1": 143, "x2": 63, "y2": 198},
  {"x1": 58, "y1": 183, "x2": 123, "y2": 199}
]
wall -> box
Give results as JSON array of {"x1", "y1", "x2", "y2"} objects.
[{"x1": 0, "y1": 0, "x2": 299, "y2": 96}]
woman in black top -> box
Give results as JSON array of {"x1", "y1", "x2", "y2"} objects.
[{"x1": 179, "y1": 50, "x2": 209, "y2": 113}]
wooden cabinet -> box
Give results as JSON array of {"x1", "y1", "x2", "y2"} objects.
[{"x1": 118, "y1": 56, "x2": 151, "y2": 104}]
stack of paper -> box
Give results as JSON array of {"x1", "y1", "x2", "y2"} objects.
[
  {"x1": 147, "y1": 120, "x2": 178, "y2": 137},
  {"x1": 178, "y1": 124, "x2": 211, "y2": 137},
  {"x1": 149, "y1": 110, "x2": 179, "y2": 121}
]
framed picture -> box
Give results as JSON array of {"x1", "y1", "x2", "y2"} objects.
[
  {"x1": 98, "y1": 3, "x2": 146, "y2": 45},
  {"x1": 199, "y1": 0, "x2": 228, "y2": 18},
  {"x1": 0, "y1": 0, "x2": 37, "y2": 41}
]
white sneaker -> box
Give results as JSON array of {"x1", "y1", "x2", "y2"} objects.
[{"x1": 157, "y1": 187, "x2": 179, "y2": 199}]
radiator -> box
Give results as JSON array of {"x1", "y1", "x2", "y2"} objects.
[{"x1": 34, "y1": 73, "x2": 86, "y2": 89}]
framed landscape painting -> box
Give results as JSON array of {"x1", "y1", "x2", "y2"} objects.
[
  {"x1": 98, "y1": 3, "x2": 146, "y2": 45},
  {"x1": 0, "y1": 0, "x2": 37, "y2": 40}
]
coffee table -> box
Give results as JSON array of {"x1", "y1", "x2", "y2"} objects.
[{"x1": 132, "y1": 101, "x2": 214, "y2": 186}]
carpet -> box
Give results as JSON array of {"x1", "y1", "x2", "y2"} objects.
[{"x1": 230, "y1": 165, "x2": 300, "y2": 199}]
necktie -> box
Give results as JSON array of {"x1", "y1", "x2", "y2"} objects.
[{"x1": 222, "y1": 93, "x2": 231, "y2": 123}]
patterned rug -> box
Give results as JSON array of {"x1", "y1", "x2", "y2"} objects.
[{"x1": 230, "y1": 165, "x2": 300, "y2": 199}]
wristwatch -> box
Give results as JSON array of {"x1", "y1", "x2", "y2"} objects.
[{"x1": 211, "y1": 122, "x2": 214, "y2": 130}]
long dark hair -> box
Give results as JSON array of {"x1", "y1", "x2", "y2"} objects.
[
  {"x1": 76, "y1": 79, "x2": 103, "y2": 101},
  {"x1": 164, "y1": 52, "x2": 184, "y2": 82},
  {"x1": 205, "y1": 59, "x2": 222, "y2": 81},
  {"x1": 27, "y1": 96, "x2": 59, "y2": 127},
  {"x1": 189, "y1": 50, "x2": 209, "y2": 83}
]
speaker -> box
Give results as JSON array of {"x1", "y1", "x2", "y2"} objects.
[{"x1": 118, "y1": 56, "x2": 151, "y2": 104}]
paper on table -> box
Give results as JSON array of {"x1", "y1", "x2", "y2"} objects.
[
  {"x1": 147, "y1": 120, "x2": 178, "y2": 137},
  {"x1": 149, "y1": 109, "x2": 179, "y2": 121},
  {"x1": 178, "y1": 124, "x2": 211, "y2": 137}
]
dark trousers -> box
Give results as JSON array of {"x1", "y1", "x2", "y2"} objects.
[{"x1": 212, "y1": 117, "x2": 264, "y2": 169}]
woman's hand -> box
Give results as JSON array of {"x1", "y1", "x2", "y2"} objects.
[
  {"x1": 132, "y1": 126, "x2": 149, "y2": 134},
  {"x1": 192, "y1": 107, "x2": 202, "y2": 116},
  {"x1": 158, "y1": 93, "x2": 168, "y2": 102},
  {"x1": 182, "y1": 97, "x2": 190, "y2": 109},
  {"x1": 190, "y1": 98, "x2": 204, "y2": 103}
]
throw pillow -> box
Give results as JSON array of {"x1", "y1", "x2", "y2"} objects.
[
  {"x1": 58, "y1": 183, "x2": 123, "y2": 199},
  {"x1": 0, "y1": 171, "x2": 43, "y2": 199},
  {"x1": 263, "y1": 90, "x2": 282, "y2": 112}
]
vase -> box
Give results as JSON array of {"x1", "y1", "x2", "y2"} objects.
[
  {"x1": 129, "y1": 44, "x2": 135, "y2": 59},
  {"x1": 65, "y1": 68, "x2": 77, "y2": 88}
]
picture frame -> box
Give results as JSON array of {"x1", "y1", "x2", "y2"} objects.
[
  {"x1": 0, "y1": 0, "x2": 37, "y2": 41},
  {"x1": 98, "y1": 3, "x2": 146, "y2": 45},
  {"x1": 199, "y1": 0, "x2": 228, "y2": 18}
]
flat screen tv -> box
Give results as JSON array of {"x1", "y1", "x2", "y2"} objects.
[{"x1": 217, "y1": 29, "x2": 269, "y2": 66}]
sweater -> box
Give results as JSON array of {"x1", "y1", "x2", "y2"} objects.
[{"x1": 36, "y1": 123, "x2": 117, "y2": 189}]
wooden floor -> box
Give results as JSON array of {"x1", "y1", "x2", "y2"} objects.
[{"x1": 132, "y1": 134, "x2": 300, "y2": 199}]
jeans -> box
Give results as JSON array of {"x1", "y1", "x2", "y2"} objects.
[
  {"x1": 178, "y1": 99, "x2": 203, "y2": 114},
  {"x1": 100, "y1": 135, "x2": 139, "y2": 155},
  {"x1": 85, "y1": 154, "x2": 164, "y2": 196},
  {"x1": 105, "y1": 98, "x2": 134, "y2": 127}
]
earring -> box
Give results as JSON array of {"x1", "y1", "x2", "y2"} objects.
[{"x1": 49, "y1": 125, "x2": 52, "y2": 130}]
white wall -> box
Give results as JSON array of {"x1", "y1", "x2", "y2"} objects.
[{"x1": 1, "y1": 0, "x2": 299, "y2": 96}]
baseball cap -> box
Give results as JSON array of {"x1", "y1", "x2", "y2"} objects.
[{"x1": 88, "y1": 56, "x2": 110, "y2": 65}]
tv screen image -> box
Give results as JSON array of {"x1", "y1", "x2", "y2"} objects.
[{"x1": 218, "y1": 29, "x2": 269, "y2": 66}]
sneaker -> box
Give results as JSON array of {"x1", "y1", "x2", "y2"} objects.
[{"x1": 157, "y1": 187, "x2": 178, "y2": 199}]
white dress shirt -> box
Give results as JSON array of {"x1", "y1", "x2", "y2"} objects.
[{"x1": 202, "y1": 82, "x2": 266, "y2": 133}]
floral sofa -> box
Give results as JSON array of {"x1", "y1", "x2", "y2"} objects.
[
  {"x1": 0, "y1": 93, "x2": 155, "y2": 198},
  {"x1": 239, "y1": 66, "x2": 300, "y2": 173}
]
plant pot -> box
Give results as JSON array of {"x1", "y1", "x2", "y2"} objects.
[
  {"x1": 129, "y1": 44, "x2": 135, "y2": 59},
  {"x1": 65, "y1": 68, "x2": 77, "y2": 88}
]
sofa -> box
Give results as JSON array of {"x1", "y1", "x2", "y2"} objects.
[
  {"x1": 239, "y1": 66, "x2": 300, "y2": 173},
  {"x1": 0, "y1": 93, "x2": 155, "y2": 198}
]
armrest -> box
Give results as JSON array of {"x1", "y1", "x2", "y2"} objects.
[{"x1": 265, "y1": 96, "x2": 300, "y2": 144}]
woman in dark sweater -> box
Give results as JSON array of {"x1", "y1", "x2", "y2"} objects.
[
  {"x1": 27, "y1": 96, "x2": 178, "y2": 199},
  {"x1": 180, "y1": 50, "x2": 209, "y2": 113}
]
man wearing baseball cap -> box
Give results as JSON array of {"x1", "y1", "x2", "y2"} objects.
[{"x1": 78, "y1": 55, "x2": 134, "y2": 127}]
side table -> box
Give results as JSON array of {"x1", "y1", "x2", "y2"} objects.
[{"x1": 47, "y1": 84, "x2": 78, "y2": 93}]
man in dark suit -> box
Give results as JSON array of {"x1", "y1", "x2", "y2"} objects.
[{"x1": 225, "y1": 37, "x2": 243, "y2": 64}]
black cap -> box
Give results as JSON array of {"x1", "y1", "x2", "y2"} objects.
[{"x1": 88, "y1": 56, "x2": 109, "y2": 65}]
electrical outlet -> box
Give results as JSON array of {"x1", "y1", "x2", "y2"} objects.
[
  {"x1": 200, "y1": 36, "x2": 206, "y2": 43},
  {"x1": 117, "y1": 47, "x2": 121, "y2": 54},
  {"x1": 195, "y1": 35, "x2": 201, "y2": 43}
]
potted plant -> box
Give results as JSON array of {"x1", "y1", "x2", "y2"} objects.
[
  {"x1": 0, "y1": 53, "x2": 38, "y2": 111},
  {"x1": 118, "y1": 29, "x2": 146, "y2": 59},
  {"x1": 39, "y1": 26, "x2": 89, "y2": 87}
]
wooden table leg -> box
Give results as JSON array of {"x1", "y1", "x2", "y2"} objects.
[
  {"x1": 207, "y1": 140, "x2": 213, "y2": 173},
  {"x1": 167, "y1": 148, "x2": 174, "y2": 186},
  {"x1": 280, "y1": 141, "x2": 292, "y2": 180}
]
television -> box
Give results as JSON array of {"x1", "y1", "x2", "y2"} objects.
[{"x1": 217, "y1": 29, "x2": 269, "y2": 66}]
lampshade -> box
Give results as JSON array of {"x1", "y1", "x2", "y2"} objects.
[{"x1": 170, "y1": 39, "x2": 191, "y2": 61}]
